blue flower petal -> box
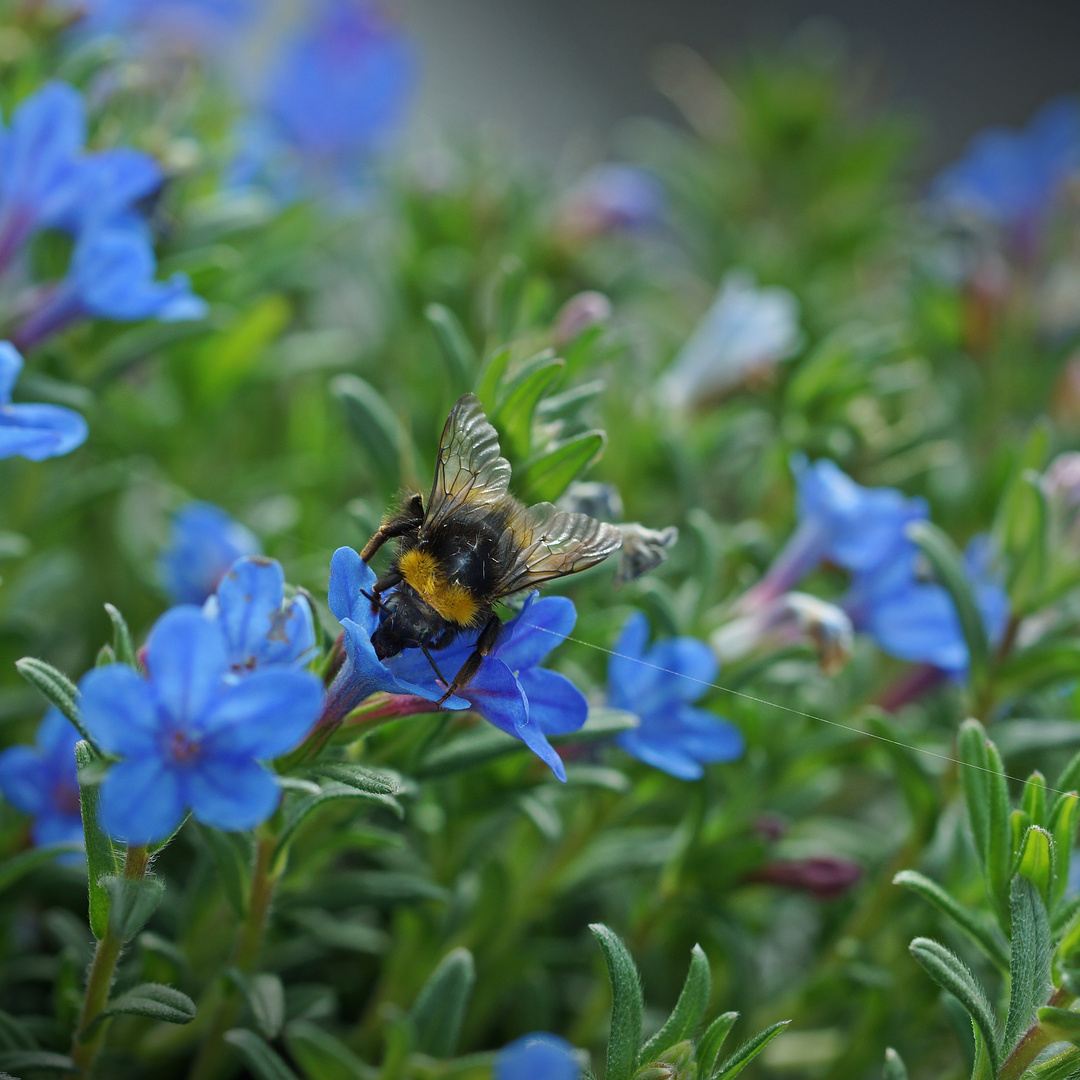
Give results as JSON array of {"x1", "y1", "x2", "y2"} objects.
[
  {"x1": 33, "y1": 811, "x2": 85, "y2": 854},
  {"x1": 79, "y1": 664, "x2": 161, "y2": 756},
  {"x1": 498, "y1": 595, "x2": 576, "y2": 671},
  {"x1": 1, "y1": 403, "x2": 88, "y2": 461},
  {"x1": 98, "y1": 756, "x2": 185, "y2": 844},
  {"x1": 517, "y1": 668, "x2": 587, "y2": 736},
  {"x1": 0, "y1": 342, "x2": 22, "y2": 404},
  {"x1": 144, "y1": 606, "x2": 229, "y2": 724},
  {"x1": 608, "y1": 610, "x2": 650, "y2": 707},
  {"x1": 863, "y1": 582, "x2": 969, "y2": 673},
  {"x1": 0, "y1": 745, "x2": 50, "y2": 815},
  {"x1": 616, "y1": 728, "x2": 705, "y2": 780},
  {"x1": 645, "y1": 638, "x2": 717, "y2": 705},
  {"x1": 201, "y1": 669, "x2": 324, "y2": 758},
  {"x1": 496, "y1": 1033, "x2": 579, "y2": 1080},
  {"x1": 212, "y1": 556, "x2": 295, "y2": 669},
  {"x1": 159, "y1": 502, "x2": 261, "y2": 606},
  {"x1": 187, "y1": 757, "x2": 280, "y2": 831},
  {"x1": 327, "y1": 546, "x2": 378, "y2": 631}
]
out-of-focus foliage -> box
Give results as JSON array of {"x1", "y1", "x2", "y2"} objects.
[{"x1": 1, "y1": 2, "x2": 1080, "y2": 1079}]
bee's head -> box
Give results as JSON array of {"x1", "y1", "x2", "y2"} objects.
[{"x1": 371, "y1": 587, "x2": 447, "y2": 660}]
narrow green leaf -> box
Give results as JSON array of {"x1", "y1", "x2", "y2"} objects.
[
  {"x1": 0, "y1": 1050, "x2": 79, "y2": 1074},
  {"x1": 883, "y1": 1048, "x2": 909, "y2": 1080},
  {"x1": 0, "y1": 843, "x2": 84, "y2": 894},
  {"x1": 103, "y1": 603, "x2": 137, "y2": 667},
  {"x1": 493, "y1": 355, "x2": 564, "y2": 460},
  {"x1": 476, "y1": 346, "x2": 511, "y2": 413},
  {"x1": 284, "y1": 1019, "x2": 377, "y2": 1080},
  {"x1": 1060, "y1": 751, "x2": 1080, "y2": 796},
  {"x1": 224, "y1": 1029, "x2": 301, "y2": 1080},
  {"x1": 96, "y1": 983, "x2": 195, "y2": 1029},
  {"x1": 409, "y1": 947, "x2": 475, "y2": 1058},
  {"x1": 590, "y1": 924, "x2": 643, "y2": 1080},
  {"x1": 227, "y1": 971, "x2": 285, "y2": 1041},
  {"x1": 695, "y1": 1013, "x2": 738, "y2": 1076},
  {"x1": 908, "y1": 937, "x2": 999, "y2": 1075},
  {"x1": 713, "y1": 1019, "x2": 791, "y2": 1080},
  {"x1": 195, "y1": 294, "x2": 290, "y2": 401},
  {"x1": 104, "y1": 874, "x2": 165, "y2": 941},
  {"x1": 300, "y1": 763, "x2": 404, "y2": 800},
  {"x1": 1017, "y1": 826, "x2": 1054, "y2": 904},
  {"x1": 986, "y1": 739, "x2": 1013, "y2": 922},
  {"x1": 959, "y1": 719, "x2": 991, "y2": 872},
  {"x1": 1038, "y1": 1006, "x2": 1080, "y2": 1042},
  {"x1": 639, "y1": 944, "x2": 712, "y2": 1063},
  {"x1": 1004, "y1": 876, "x2": 1052, "y2": 1052},
  {"x1": 1022, "y1": 772, "x2": 1048, "y2": 829},
  {"x1": 76, "y1": 741, "x2": 121, "y2": 940},
  {"x1": 425, "y1": 304, "x2": 476, "y2": 392},
  {"x1": 331, "y1": 375, "x2": 410, "y2": 494},
  {"x1": 908, "y1": 521, "x2": 989, "y2": 688},
  {"x1": 892, "y1": 870, "x2": 1009, "y2": 971},
  {"x1": 16, "y1": 657, "x2": 95, "y2": 749},
  {"x1": 1051, "y1": 792, "x2": 1080, "y2": 907},
  {"x1": 0, "y1": 1009, "x2": 38, "y2": 1051},
  {"x1": 195, "y1": 823, "x2": 251, "y2": 917},
  {"x1": 517, "y1": 430, "x2": 606, "y2": 503},
  {"x1": 1027, "y1": 1046, "x2": 1080, "y2": 1079}
]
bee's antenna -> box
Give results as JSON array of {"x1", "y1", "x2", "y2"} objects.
[{"x1": 360, "y1": 587, "x2": 385, "y2": 615}]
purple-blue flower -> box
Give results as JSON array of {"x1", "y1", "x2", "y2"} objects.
[
  {"x1": 325, "y1": 547, "x2": 586, "y2": 780},
  {"x1": 609, "y1": 613, "x2": 743, "y2": 780},
  {"x1": 0, "y1": 341, "x2": 88, "y2": 461},
  {"x1": 931, "y1": 96, "x2": 1080, "y2": 245},
  {"x1": 204, "y1": 556, "x2": 316, "y2": 674},
  {"x1": 0, "y1": 709, "x2": 83, "y2": 856},
  {"x1": 14, "y1": 219, "x2": 207, "y2": 350},
  {"x1": 159, "y1": 502, "x2": 262, "y2": 606},
  {"x1": 560, "y1": 164, "x2": 666, "y2": 237},
  {"x1": 79, "y1": 607, "x2": 324, "y2": 843},
  {"x1": 72, "y1": 0, "x2": 255, "y2": 51},
  {"x1": 495, "y1": 1034, "x2": 579, "y2": 1080}
]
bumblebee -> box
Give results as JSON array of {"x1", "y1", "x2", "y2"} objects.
[{"x1": 360, "y1": 392, "x2": 622, "y2": 701}]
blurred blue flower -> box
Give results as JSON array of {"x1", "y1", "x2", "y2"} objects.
[
  {"x1": 848, "y1": 534, "x2": 1010, "y2": 676},
  {"x1": 159, "y1": 502, "x2": 262, "y2": 606},
  {"x1": 661, "y1": 270, "x2": 802, "y2": 409},
  {"x1": 204, "y1": 556, "x2": 316, "y2": 675},
  {"x1": 79, "y1": 606, "x2": 324, "y2": 843},
  {"x1": 609, "y1": 613, "x2": 743, "y2": 780},
  {"x1": 0, "y1": 341, "x2": 88, "y2": 461},
  {"x1": 931, "y1": 96, "x2": 1080, "y2": 244},
  {"x1": 73, "y1": 0, "x2": 255, "y2": 50},
  {"x1": 14, "y1": 220, "x2": 207, "y2": 350},
  {"x1": 743, "y1": 457, "x2": 926, "y2": 611},
  {"x1": 495, "y1": 1033, "x2": 579, "y2": 1080},
  {"x1": 325, "y1": 547, "x2": 585, "y2": 779},
  {"x1": 0, "y1": 709, "x2": 83, "y2": 857},
  {"x1": 0, "y1": 82, "x2": 163, "y2": 273},
  {"x1": 561, "y1": 164, "x2": 666, "y2": 237}
]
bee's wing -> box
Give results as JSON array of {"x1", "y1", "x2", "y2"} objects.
[
  {"x1": 494, "y1": 503, "x2": 622, "y2": 594},
  {"x1": 423, "y1": 393, "x2": 512, "y2": 534}
]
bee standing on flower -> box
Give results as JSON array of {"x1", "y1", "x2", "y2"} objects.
[{"x1": 361, "y1": 393, "x2": 622, "y2": 700}]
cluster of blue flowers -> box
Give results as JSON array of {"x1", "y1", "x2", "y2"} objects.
[
  {"x1": 747, "y1": 456, "x2": 1009, "y2": 677},
  {"x1": 0, "y1": 82, "x2": 206, "y2": 351}
]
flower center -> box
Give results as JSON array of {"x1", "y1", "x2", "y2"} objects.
[{"x1": 168, "y1": 730, "x2": 202, "y2": 764}]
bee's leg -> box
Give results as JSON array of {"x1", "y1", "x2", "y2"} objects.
[
  {"x1": 359, "y1": 494, "x2": 425, "y2": 562},
  {"x1": 436, "y1": 614, "x2": 502, "y2": 705},
  {"x1": 369, "y1": 568, "x2": 403, "y2": 614}
]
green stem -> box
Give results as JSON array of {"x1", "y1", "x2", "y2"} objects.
[
  {"x1": 187, "y1": 832, "x2": 280, "y2": 1080},
  {"x1": 70, "y1": 845, "x2": 150, "y2": 1072},
  {"x1": 998, "y1": 988, "x2": 1072, "y2": 1080}
]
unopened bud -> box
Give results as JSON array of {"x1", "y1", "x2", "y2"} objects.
[
  {"x1": 615, "y1": 523, "x2": 679, "y2": 588},
  {"x1": 557, "y1": 482, "x2": 624, "y2": 522},
  {"x1": 750, "y1": 856, "x2": 862, "y2": 899},
  {"x1": 634, "y1": 1041, "x2": 695, "y2": 1080},
  {"x1": 553, "y1": 290, "x2": 613, "y2": 346}
]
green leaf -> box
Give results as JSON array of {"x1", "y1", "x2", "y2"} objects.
[
  {"x1": 985, "y1": 740, "x2": 1014, "y2": 916},
  {"x1": 1022, "y1": 772, "x2": 1048, "y2": 828},
  {"x1": 1050, "y1": 792, "x2": 1080, "y2": 907},
  {"x1": 0, "y1": 843, "x2": 84, "y2": 894},
  {"x1": 517, "y1": 430, "x2": 606, "y2": 503},
  {"x1": 1003, "y1": 876, "x2": 1052, "y2": 1052},
  {"x1": 1017, "y1": 826, "x2": 1055, "y2": 904},
  {"x1": 224, "y1": 1029, "x2": 301, "y2": 1080},
  {"x1": 908, "y1": 937, "x2": 999, "y2": 1075},
  {"x1": 590, "y1": 924, "x2": 643, "y2": 1080},
  {"x1": 409, "y1": 947, "x2": 475, "y2": 1058},
  {"x1": 695, "y1": 1012, "x2": 738, "y2": 1076},
  {"x1": 883, "y1": 1048, "x2": 908, "y2": 1080},
  {"x1": 489, "y1": 254, "x2": 527, "y2": 342},
  {"x1": 76, "y1": 741, "x2": 121, "y2": 940},
  {"x1": 713, "y1": 1019, "x2": 791, "y2": 1079},
  {"x1": 103, "y1": 603, "x2": 137, "y2": 667},
  {"x1": 284, "y1": 1019, "x2": 377, "y2": 1080},
  {"x1": 492, "y1": 353, "x2": 564, "y2": 460},
  {"x1": 104, "y1": 874, "x2": 165, "y2": 941},
  {"x1": 299, "y1": 763, "x2": 405, "y2": 800},
  {"x1": 332, "y1": 375, "x2": 411, "y2": 494},
  {"x1": 195, "y1": 823, "x2": 251, "y2": 917},
  {"x1": 16, "y1": 657, "x2": 94, "y2": 749},
  {"x1": 0, "y1": 1009, "x2": 38, "y2": 1051},
  {"x1": 476, "y1": 346, "x2": 511, "y2": 413},
  {"x1": 639, "y1": 944, "x2": 712, "y2": 1064},
  {"x1": 290, "y1": 909, "x2": 390, "y2": 954},
  {"x1": 959, "y1": 719, "x2": 992, "y2": 870},
  {"x1": 892, "y1": 870, "x2": 1009, "y2": 971},
  {"x1": 908, "y1": 522, "x2": 989, "y2": 689},
  {"x1": 425, "y1": 304, "x2": 476, "y2": 392},
  {"x1": 1027, "y1": 1047, "x2": 1080, "y2": 1079},
  {"x1": 227, "y1": 971, "x2": 285, "y2": 1041},
  {"x1": 195, "y1": 294, "x2": 290, "y2": 402},
  {"x1": 0, "y1": 1050, "x2": 79, "y2": 1074},
  {"x1": 95, "y1": 983, "x2": 195, "y2": 1030},
  {"x1": 1038, "y1": 1006, "x2": 1080, "y2": 1042}
]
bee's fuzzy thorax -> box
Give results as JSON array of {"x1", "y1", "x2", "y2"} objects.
[{"x1": 398, "y1": 548, "x2": 482, "y2": 627}]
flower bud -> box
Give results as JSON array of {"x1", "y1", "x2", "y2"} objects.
[
  {"x1": 750, "y1": 856, "x2": 862, "y2": 899},
  {"x1": 614, "y1": 523, "x2": 679, "y2": 588},
  {"x1": 553, "y1": 290, "x2": 613, "y2": 346},
  {"x1": 558, "y1": 481, "x2": 624, "y2": 522}
]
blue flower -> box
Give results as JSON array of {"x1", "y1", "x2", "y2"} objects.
[
  {"x1": 743, "y1": 457, "x2": 926, "y2": 610},
  {"x1": 0, "y1": 709, "x2": 83, "y2": 856},
  {"x1": 848, "y1": 534, "x2": 1009, "y2": 676},
  {"x1": 495, "y1": 1033, "x2": 579, "y2": 1080},
  {"x1": 14, "y1": 219, "x2": 207, "y2": 349},
  {"x1": 75, "y1": 0, "x2": 255, "y2": 46},
  {"x1": 325, "y1": 547, "x2": 586, "y2": 780},
  {"x1": 0, "y1": 341, "x2": 88, "y2": 461},
  {"x1": 204, "y1": 556, "x2": 316, "y2": 674},
  {"x1": 561, "y1": 164, "x2": 666, "y2": 236},
  {"x1": 159, "y1": 502, "x2": 262, "y2": 606},
  {"x1": 79, "y1": 607, "x2": 324, "y2": 843},
  {"x1": 609, "y1": 613, "x2": 743, "y2": 780},
  {"x1": 931, "y1": 96, "x2": 1080, "y2": 240}
]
